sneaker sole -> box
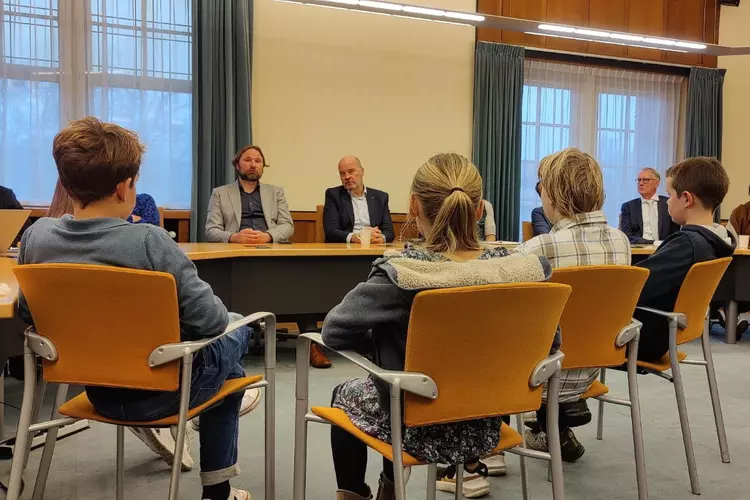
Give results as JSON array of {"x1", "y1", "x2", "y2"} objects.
[
  {"x1": 436, "y1": 479, "x2": 490, "y2": 498},
  {"x1": 192, "y1": 388, "x2": 263, "y2": 431},
  {"x1": 129, "y1": 428, "x2": 192, "y2": 472}
]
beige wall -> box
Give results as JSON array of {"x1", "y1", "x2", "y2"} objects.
[
  {"x1": 719, "y1": 3, "x2": 750, "y2": 211},
  {"x1": 252, "y1": 0, "x2": 476, "y2": 212}
]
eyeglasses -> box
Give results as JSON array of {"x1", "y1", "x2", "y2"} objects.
[{"x1": 636, "y1": 178, "x2": 658, "y2": 184}]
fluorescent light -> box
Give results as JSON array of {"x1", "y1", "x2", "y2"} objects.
[
  {"x1": 610, "y1": 33, "x2": 643, "y2": 42},
  {"x1": 539, "y1": 24, "x2": 576, "y2": 33},
  {"x1": 444, "y1": 11, "x2": 485, "y2": 22},
  {"x1": 675, "y1": 41, "x2": 707, "y2": 50},
  {"x1": 642, "y1": 37, "x2": 677, "y2": 46},
  {"x1": 358, "y1": 0, "x2": 403, "y2": 10},
  {"x1": 402, "y1": 5, "x2": 445, "y2": 16},
  {"x1": 574, "y1": 28, "x2": 610, "y2": 37}
]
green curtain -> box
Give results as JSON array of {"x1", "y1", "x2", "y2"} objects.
[
  {"x1": 472, "y1": 42, "x2": 525, "y2": 241},
  {"x1": 685, "y1": 67, "x2": 726, "y2": 159},
  {"x1": 685, "y1": 67, "x2": 726, "y2": 220},
  {"x1": 191, "y1": 0, "x2": 253, "y2": 241}
]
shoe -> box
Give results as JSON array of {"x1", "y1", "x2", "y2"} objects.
[
  {"x1": 128, "y1": 426, "x2": 194, "y2": 471},
  {"x1": 480, "y1": 452, "x2": 507, "y2": 476},
  {"x1": 336, "y1": 487, "x2": 372, "y2": 499},
  {"x1": 227, "y1": 488, "x2": 251, "y2": 500},
  {"x1": 737, "y1": 312, "x2": 750, "y2": 340},
  {"x1": 193, "y1": 388, "x2": 262, "y2": 431},
  {"x1": 436, "y1": 463, "x2": 490, "y2": 498},
  {"x1": 374, "y1": 473, "x2": 395, "y2": 500},
  {"x1": 310, "y1": 344, "x2": 332, "y2": 368},
  {"x1": 523, "y1": 411, "x2": 540, "y2": 431},
  {"x1": 168, "y1": 424, "x2": 195, "y2": 471},
  {"x1": 525, "y1": 428, "x2": 585, "y2": 463},
  {"x1": 524, "y1": 428, "x2": 548, "y2": 452}
]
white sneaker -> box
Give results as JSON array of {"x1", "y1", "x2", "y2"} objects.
[
  {"x1": 192, "y1": 388, "x2": 262, "y2": 432},
  {"x1": 480, "y1": 452, "x2": 507, "y2": 476},
  {"x1": 436, "y1": 466, "x2": 490, "y2": 498},
  {"x1": 128, "y1": 426, "x2": 194, "y2": 471}
]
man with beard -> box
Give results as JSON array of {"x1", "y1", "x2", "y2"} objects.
[{"x1": 205, "y1": 145, "x2": 294, "y2": 244}]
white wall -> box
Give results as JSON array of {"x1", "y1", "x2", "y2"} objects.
[
  {"x1": 252, "y1": 0, "x2": 476, "y2": 212},
  {"x1": 719, "y1": 3, "x2": 750, "y2": 210}
]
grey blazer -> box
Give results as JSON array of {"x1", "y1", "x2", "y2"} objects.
[{"x1": 205, "y1": 182, "x2": 295, "y2": 243}]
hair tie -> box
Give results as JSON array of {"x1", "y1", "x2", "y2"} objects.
[{"x1": 450, "y1": 187, "x2": 465, "y2": 194}]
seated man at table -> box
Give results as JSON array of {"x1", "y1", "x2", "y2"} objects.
[
  {"x1": 324, "y1": 156, "x2": 394, "y2": 244},
  {"x1": 205, "y1": 145, "x2": 294, "y2": 244},
  {"x1": 635, "y1": 157, "x2": 734, "y2": 362},
  {"x1": 18, "y1": 117, "x2": 258, "y2": 500},
  {"x1": 620, "y1": 167, "x2": 680, "y2": 244},
  {"x1": 0, "y1": 184, "x2": 32, "y2": 246}
]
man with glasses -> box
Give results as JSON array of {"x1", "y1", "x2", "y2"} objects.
[{"x1": 620, "y1": 167, "x2": 680, "y2": 244}]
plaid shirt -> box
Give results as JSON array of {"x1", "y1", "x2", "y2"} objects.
[{"x1": 516, "y1": 210, "x2": 631, "y2": 403}]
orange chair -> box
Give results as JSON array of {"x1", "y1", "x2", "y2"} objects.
[
  {"x1": 293, "y1": 283, "x2": 572, "y2": 500},
  {"x1": 549, "y1": 266, "x2": 650, "y2": 499},
  {"x1": 606, "y1": 257, "x2": 732, "y2": 495},
  {"x1": 522, "y1": 221, "x2": 534, "y2": 242},
  {"x1": 7, "y1": 264, "x2": 276, "y2": 500}
]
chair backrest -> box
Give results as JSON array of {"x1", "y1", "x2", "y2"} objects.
[
  {"x1": 403, "y1": 283, "x2": 571, "y2": 427},
  {"x1": 549, "y1": 266, "x2": 649, "y2": 370},
  {"x1": 315, "y1": 204, "x2": 325, "y2": 243},
  {"x1": 522, "y1": 221, "x2": 534, "y2": 242},
  {"x1": 674, "y1": 257, "x2": 732, "y2": 344},
  {"x1": 158, "y1": 207, "x2": 165, "y2": 228},
  {"x1": 14, "y1": 263, "x2": 182, "y2": 391}
]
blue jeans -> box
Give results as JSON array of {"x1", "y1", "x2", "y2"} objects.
[{"x1": 89, "y1": 313, "x2": 250, "y2": 486}]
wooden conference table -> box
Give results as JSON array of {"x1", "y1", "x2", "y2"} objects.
[{"x1": 3, "y1": 243, "x2": 750, "y2": 344}]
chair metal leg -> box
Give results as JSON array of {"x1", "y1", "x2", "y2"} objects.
[
  {"x1": 670, "y1": 341, "x2": 700, "y2": 495},
  {"x1": 627, "y1": 340, "x2": 648, "y2": 500},
  {"x1": 23, "y1": 378, "x2": 47, "y2": 469},
  {"x1": 725, "y1": 300, "x2": 738, "y2": 344},
  {"x1": 116, "y1": 426, "x2": 125, "y2": 500},
  {"x1": 263, "y1": 318, "x2": 277, "y2": 500},
  {"x1": 390, "y1": 383, "x2": 406, "y2": 500},
  {"x1": 168, "y1": 353, "x2": 194, "y2": 500},
  {"x1": 597, "y1": 369, "x2": 606, "y2": 441},
  {"x1": 7, "y1": 345, "x2": 39, "y2": 500},
  {"x1": 293, "y1": 338, "x2": 311, "y2": 500},
  {"x1": 32, "y1": 384, "x2": 70, "y2": 500},
  {"x1": 546, "y1": 373, "x2": 565, "y2": 500},
  {"x1": 515, "y1": 414, "x2": 531, "y2": 500},
  {"x1": 454, "y1": 462, "x2": 463, "y2": 500},
  {"x1": 701, "y1": 322, "x2": 730, "y2": 463},
  {"x1": 426, "y1": 464, "x2": 437, "y2": 500}
]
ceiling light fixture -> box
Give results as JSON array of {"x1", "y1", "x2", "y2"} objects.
[{"x1": 276, "y1": 0, "x2": 750, "y2": 56}]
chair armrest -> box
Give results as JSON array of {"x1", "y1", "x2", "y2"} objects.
[
  {"x1": 529, "y1": 351, "x2": 565, "y2": 388},
  {"x1": 615, "y1": 319, "x2": 642, "y2": 347},
  {"x1": 300, "y1": 332, "x2": 438, "y2": 400},
  {"x1": 636, "y1": 307, "x2": 687, "y2": 329},
  {"x1": 148, "y1": 312, "x2": 275, "y2": 367}
]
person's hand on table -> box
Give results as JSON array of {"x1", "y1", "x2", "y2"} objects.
[
  {"x1": 230, "y1": 229, "x2": 272, "y2": 244},
  {"x1": 370, "y1": 227, "x2": 385, "y2": 244}
]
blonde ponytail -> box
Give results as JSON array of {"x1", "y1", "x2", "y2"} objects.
[{"x1": 411, "y1": 153, "x2": 482, "y2": 254}]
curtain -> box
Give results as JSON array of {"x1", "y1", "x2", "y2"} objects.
[
  {"x1": 520, "y1": 60, "x2": 684, "y2": 230},
  {"x1": 191, "y1": 0, "x2": 252, "y2": 242},
  {"x1": 685, "y1": 67, "x2": 726, "y2": 159},
  {"x1": 472, "y1": 42, "x2": 525, "y2": 242},
  {"x1": 0, "y1": 0, "x2": 193, "y2": 208}
]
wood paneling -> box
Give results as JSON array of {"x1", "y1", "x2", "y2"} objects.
[{"x1": 480, "y1": 0, "x2": 721, "y2": 68}]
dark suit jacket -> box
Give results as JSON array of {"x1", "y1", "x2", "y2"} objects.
[
  {"x1": 620, "y1": 196, "x2": 680, "y2": 244},
  {"x1": 0, "y1": 185, "x2": 31, "y2": 246},
  {"x1": 324, "y1": 186, "x2": 394, "y2": 243}
]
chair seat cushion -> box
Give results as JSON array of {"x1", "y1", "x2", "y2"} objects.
[
  {"x1": 59, "y1": 375, "x2": 263, "y2": 426},
  {"x1": 635, "y1": 352, "x2": 687, "y2": 373},
  {"x1": 311, "y1": 406, "x2": 524, "y2": 467},
  {"x1": 580, "y1": 380, "x2": 609, "y2": 399}
]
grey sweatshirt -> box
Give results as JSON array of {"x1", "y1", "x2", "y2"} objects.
[{"x1": 17, "y1": 216, "x2": 229, "y2": 340}]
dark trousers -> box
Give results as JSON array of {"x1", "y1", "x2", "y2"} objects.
[
  {"x1": 636, "y1": 314, "x2": 670, "y2": 363},
  {"x1": 536, "y1": 400, "x2": 591, "y2": 434}
]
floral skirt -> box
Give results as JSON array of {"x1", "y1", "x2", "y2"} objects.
[{"x1": 332, "y1": 376, "x2": 502, "y2": 464}]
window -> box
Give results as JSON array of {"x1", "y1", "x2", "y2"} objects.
[
  {"x1": 0, "y1": 0, "x2": 192, "y2": 208},
  {"x1": 520, "y1": 60, "x2": 684, "y2": 233}
]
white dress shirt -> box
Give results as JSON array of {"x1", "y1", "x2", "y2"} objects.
[
  {"x1": 641, "y1": 193, "x2": 660, "y2": 241},
  {"x1": 346, "y1": 187, "x2": 371, "y2": 243}
]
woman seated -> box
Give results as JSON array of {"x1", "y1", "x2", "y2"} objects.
[
  {"x1": 531, "y1": 182, "x2": 552, "y2": 236},
  {"x1": 321, "y1": 153, "x2": 552, "y2": 500},
  {"x1": 477, "y1": 199, "x2": 496, "y2": 241},
  {"x1": 128, "y1": 193, "x2": 161, "y2": 225}
]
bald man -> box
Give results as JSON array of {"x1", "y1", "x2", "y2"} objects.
[{"x1": 323, "y1": 156, "x2": 394, "y2": 243}]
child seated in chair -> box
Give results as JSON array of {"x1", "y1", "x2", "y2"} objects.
[
  {"x1": 514, "y1": 147, "x2": 631, "y2": 464},
  {"x1": 17, "y1": 117, "x2": 257, "y2": 500},
  {"x1": 635, "y1": 157, "x2": 734, "y2": 362},
  {"x1": 321, "y1": 153, "x2": 553, "y2": 500}
]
